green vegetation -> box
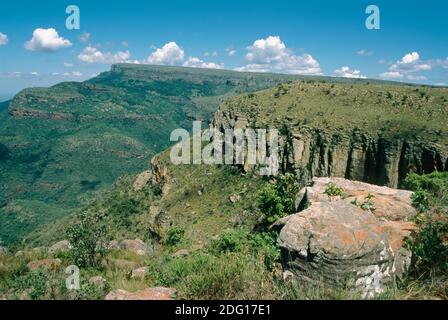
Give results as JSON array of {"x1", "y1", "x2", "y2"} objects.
[
  {"x1": 405, "y1": 172, "x2": 448, "y2": 275},
  {"x1": 0, "y1": 64, "x2": 320, "y2": 245},
  {"x1": 219, "y1": 81, "x2": 448, "y2": 143},
  {"x1": 258, "y1": 174, "x2": 300, "y2": 225},
  {"x1": 324, "y1": 183, "x2": 346, "y2": 200}
]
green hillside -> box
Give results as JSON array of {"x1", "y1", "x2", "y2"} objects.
[{"x1": 0, "y1": 64, "x2": 358, "y2": 245}]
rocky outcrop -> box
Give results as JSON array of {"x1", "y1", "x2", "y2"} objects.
[
  {"x1": 275, "y1": 177, "x2": 418, "y2": 298},
  {"x1": 105, "y1": 287, "x2": 176, "y2": 300},
  {"x1": 0, "y1": 246, "x2": 8, "y2": 256},
  {"x1": 133, "y1": 171, "x2": 153, "y2": 192},
  {"x1": 213, "y1": 111, "x2": 447, "y2": 188}
]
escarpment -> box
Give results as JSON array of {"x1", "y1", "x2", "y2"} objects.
[{"x1": 213, "y1": 81, "x2": 448, "y2": 188}]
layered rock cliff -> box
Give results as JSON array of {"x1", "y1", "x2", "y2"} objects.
[{"x1": 213, "y1": 81, "x2": 448, "y2": 187}]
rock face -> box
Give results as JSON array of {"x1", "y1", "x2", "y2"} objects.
[
  {"x1": 276, "y1": 177, "x2": 418, "y2": 298},
  {"x1": 133, "y1": 171, "x2": 152, "y2": 192},
  {"x1": 105, "y1": 287, "x2": 176, "y2": 300},
  {"x1": 213, "y1": 111, "x2": 447, "y2": 188}
]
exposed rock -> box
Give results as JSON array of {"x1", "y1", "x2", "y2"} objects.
[
  {"x1": 229, "y1": 194, "x2": 241, "y2": 203},
  {"x1": 119, "y1": 239, "x2": 150, "y2": 256},
  {"x1": 277, "y1": 177, "x2": 418, "y2": 298},
  {"x1": 133, "y1": 170, "x2": 152, "y2": 192},
  {"x1": 89, "y1": 276, "x2": 107, "y2": 289},
  {"x1": 295, "y1": 177, "x2": 419, "y2": 221},
  {"x1": 105, "y1": 287, "x2": 176, "y2": 300},
  {"x1": 48, "y1": 240, "x2": 72, "y2": 254},
  {"x1": 27, "y1": 258, "x2": 62, "y2": 271},
  {"x1": 131, "y1": 267, "x2": 148, "y2": 280},
  {"x1": 151, "y1": 155, "x2": 170, "y2": 195},
  {"x1": 107, "y1": 240, "x2": 120, "y2": 250},
  {"x1": 213, "y1": 110, "x2": 448, "y2": 188},
  {"x1": 0, "y1": 246, "x2": 8, "y2": 256}
]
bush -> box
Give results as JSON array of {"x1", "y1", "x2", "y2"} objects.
[
  {"x1": 66, "y1": 211, "x2": 110, "y2": 268},
  {"x1": 324, "y1": 183, "x2": 346, "y2": 200},
  {"x1": 404, "y1": 172, "x2": 448, "y2": 276},
  {"x1": 405, "y1": 172, "x2": 448, "y2": 211},
  {"x1": 258, "y1": 174, "x2": 300, "y2": 225},
  {"x1": 164, "y1": 226, "x2": 185, "y2": 246},
  {"x1": 409, "y1": 223, "x2": 448, "y2": 273}
]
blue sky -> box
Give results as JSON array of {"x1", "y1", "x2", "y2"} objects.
[{"x1": 0, "y1": 0, "x2": 447, "y2": 97}]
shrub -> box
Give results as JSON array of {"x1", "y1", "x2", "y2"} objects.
[
  {"x1": 66, "y1": 211, "x2": 110, "y2": 268},
  {"x1": 164, "y1": 226, "x2": 185, "y2": 246},
  {"x1": 409, "y1": 223, "x2": 448, "y2": 273},
  {"x1": 324, "y1": 183, "x2": 346, "y2": 200},
  {"x1": 258, "y1": 173, "x2": 300, "y2": 225}
]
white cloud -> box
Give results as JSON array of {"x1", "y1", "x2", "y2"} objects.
[
  {"x1": 236, "y1": 36, "x2": 321, "y2": 75},
  {"x1": 401, "y1": 52, "x2": 419, "y2": 64},
  {"x1": 228, "y1": 50, "x2": 236, "y2": 57},
  {"x1": 334, "y1": 66, "x2": 366, "y2": 79},
  {"x1": 25, "y1": 28, "x2": 72, "y2": 52},
  {"x1": 147, "y1": 42, "x2": 185, "y2": 65},
  {"x1": 357, "y1": 49, "x2": 373, "y2": 56},
  {"x1": 30, "y1": 71, "x2": 39, "y2": 76},
  {"x1": 389, "y1": 51, "x2": 431, "y2": 73},
  {"x1": 78, "y1": 46, "x2": 132, "y2": 64},
  {"x1": 182, "y1": 57, "x2": 224, "y2": 69},
  {"x1": 0, "y1": 32, "x2": 8, "y2": 46},
  {"x1": 212, "y1": 51, "x2": 218, "y2": 57},
  {"x1": 380, "y1": 51, "x2": 433, "y2": 81},
  {"x1": 380, "y1": 71, "x2": 404, "y2": 79},
  {"x1": 63, "y1": 62, "x2": 73, "y2": 67},
  {"x1": 79, "y1": 32, "x2": 91, "y2": 43}
]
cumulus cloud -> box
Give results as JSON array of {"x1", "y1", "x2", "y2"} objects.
[
  {"x1": 380, "y1": 51, "x2": 432, "y2": 81},
  {"x1": 63, "y1": 62, "x2": 73, "y2": 67},
  {"x1": 0, "y1": 32, "x2": 8, "y2": 46},
  {"x1": 147, "y1": 42, "x2": 185, "y2": 65},
  {"x1": 145, "y1": 42, "x2": 223, "y2": 70},
  {"x1": 334, "y1": 66, "x2": 366, "y2": 79},
  {"x1": 228, "y1": 50, "x2": 236, "y2": 57},
  {"x1": 380, "y1": 71, "x2": 404, "y2": 79},
  {"x1": 25, "y1": 28, "x2": 72, "y2": 52},
  {"x1": 78, "y1": 46, "x2": 132, "y2": 64},
  {"x1": 236, "y1": 36, "x2": 321, "y2": 75},
  {"x1": 182, "y1": 57, "x2": 224, "y2": 69}
]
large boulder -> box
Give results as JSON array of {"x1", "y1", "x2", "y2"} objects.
[
  {"x1": 277, "y1": 177, "x2": 418, "y2": 298},
  {"x1": 105, "y1": 287, "x2": 176, "y2": 300}
]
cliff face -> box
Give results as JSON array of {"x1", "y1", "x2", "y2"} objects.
[{"x1": 213, "y1": 82, "x2": 448, "y2": 188}]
